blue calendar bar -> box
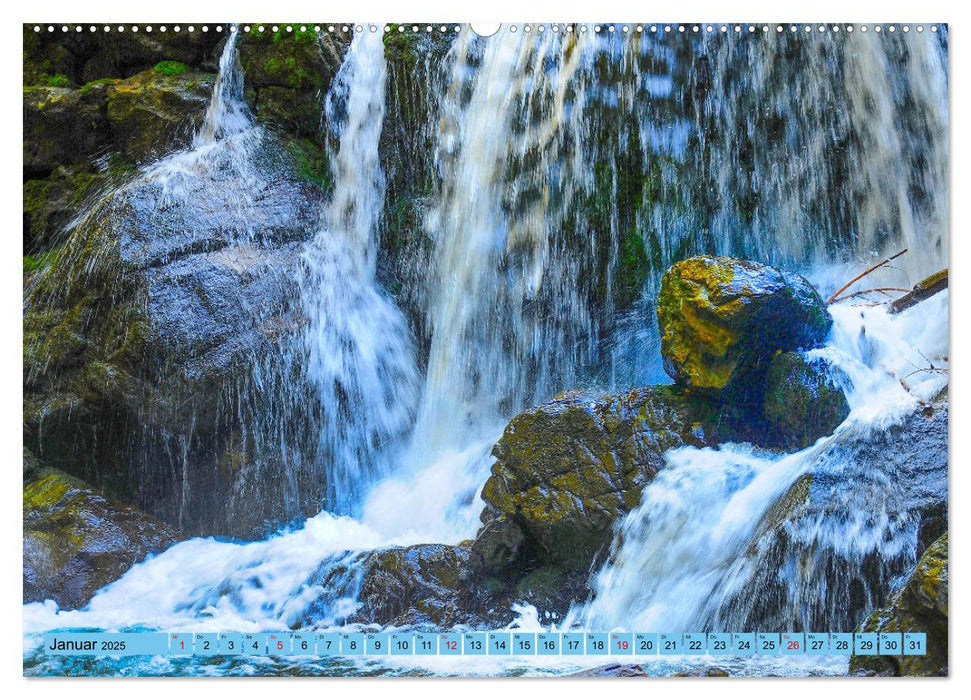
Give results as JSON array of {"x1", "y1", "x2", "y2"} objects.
[{"x1": 39, "y1": 631, "x2": 931, "y2": 657}]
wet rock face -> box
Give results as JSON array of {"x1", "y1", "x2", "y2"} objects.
[
  {"x1": 23, "y1": 139, "x2": 325, "y2": 537},
  {"x1": 23, "y1": 467, "x2": 182, "y2": 610},
  {"x1": 296, "y1": 544, "x2": 479, "y2": 628},
  {"x1": 709, "y1": 395, "x2": 948, "y2": 634},
  {"x1": 472, "y1": 387, "x2": 709, "y2": 586},
  {"x1": 657, "y1": 256, "x2": 832, "y2": 394},
  {"x1": 851, "y1": 533, "x2": 948, "y2": 677},
  {"x1": 23, "y1": 67, "x2": 216, "y2": 254}
]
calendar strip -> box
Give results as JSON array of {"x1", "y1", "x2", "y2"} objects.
[{"x1": 42, "y1": 631, "x2": 927, "y2": 657}]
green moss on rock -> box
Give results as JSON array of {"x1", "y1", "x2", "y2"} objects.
[
  {"x1": 23, "y1": 466, "x2": 182, "y2": 610},
  {"x1": 473, "y1": 386, "x2": 710, "y2": 576},
  {"x1": 762, "y1": 352, "x2": 850, "y2": 450},
  {"x1": 105, "y1": 67, "x2": 214, "y2": 162},
  {"x1": 850, "y1": 533, "x2": 948, "y2": 677},
  {"x1": 153, "y1": 60, "x2": 188, "y2": 76}
]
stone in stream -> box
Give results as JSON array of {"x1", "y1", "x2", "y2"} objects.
[
  {"x1": 470, "y1": 386, "x2": 712, "y2": 614},
  {"x1": 23, "y1": 460, "x2": 182, "y2": 610},
  {"x1": 762, "y1": 352, "x2": 850, "y2": 450},
  {"x1": 657, "y1": 256, "x2": 832, "y2": 397},
  {"x1": 467, "y1": 257, "x2": 847, "y2": 613},
  {"x1": 850, "y1": 532, "x2": 948, "y2": 677},
  {"x1": 294, "y1": 543, "x2": 495, "y2": 629}
]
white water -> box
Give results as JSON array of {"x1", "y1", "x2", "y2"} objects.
[{"x1": 298, "y1": 30, "x2": 420, "y2": 513}]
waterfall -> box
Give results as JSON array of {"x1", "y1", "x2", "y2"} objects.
[
  {"x1": 196, "y1": 27, "x2": 250, "y2": 145},
  {"x1": 299, "y1": 29, "x2": 420, "y2": 513},
  {"x1": 23, "y1": 25, "x2": 948, "y2": 676}
]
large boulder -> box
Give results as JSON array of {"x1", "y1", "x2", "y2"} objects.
[
  {"x1": 850, "y1": 533, "x2": 948, "y2": 677},
  {"x1": 706, "y1": 393, "x2": 947, "y2": 633},
  {"x1": 657, "y1": 256, "x2": 832, "y2": 394},
  {"x1": 23, "y1": 130, "x2": 326, "y2": 537},
  {"x1": 471, "y1": 387, "x2": 711, "y2": 605},
  {"x1": 24, "y1": 466, "x2": 182, "y2": 609}
]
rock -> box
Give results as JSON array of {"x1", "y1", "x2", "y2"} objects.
[
  {"x1": 297, "y1": 544, "x2": 476, "y2": 628},
  {"x1": 23, "y1": 467, "x2": 182, "y2": 610},
  {"x1": 671, "y1": 666, "x2": 731, "y2": 677},
  {"x1": 23, "y1": 132, "x2": 325, "y2": 537},
  {"x1": 850, "y1": 533, "x2": 948, "y2": 677},
  {"x1": 23, "y1": 166, "x2": 106, "y2": 252},
  {"x1": 762, "y1": 352, "x2": 850, "y2": 449},
  {"x1": 105, "y1": 66, "x2": 214, "y2": 163},
  {"x1": 22, "y1": 24, "x2": 224, "y2": 87},
  {"x1": 657, "y1": 256, "x2": 832, "y2": 394},
  {"x1": 23, "y1": 84, "x2": 114, "y2": 177},
  {"x1": 709, "y1": 394, "x2": 947, "y2": 633},
  {"x1": 570, "y1": 664, "x2": 649, "y2": 677},
  {"x1": 239, "y1": 27, "x2": 345, "y2": 139},
  {"x1": 472, "y1": 386, "x2": 710, "y2": 595}
]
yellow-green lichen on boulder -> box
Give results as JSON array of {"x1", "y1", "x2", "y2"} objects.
[
  {"x1": 850, "y1": 533, "x2": 948, "y2": 677},
  {"x1": 24, "y1": 466, "x2": 182, "y2": 610},
  {"x1": 472, "y1": 386, "x2": 709, "y2": 576},
  {"x1": 657, "y1": 256, "x2": 832, "y2": 392},
  {"x1": 105, "y1": 67, "x2": 214, "y2": 163}
]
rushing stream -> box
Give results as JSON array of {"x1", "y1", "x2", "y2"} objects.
[{"x1": 23, "y1": 24, "x2": 948, "y2": 677}]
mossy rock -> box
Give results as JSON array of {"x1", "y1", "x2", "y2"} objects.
[
  {"x1": 23, "y1": 84, "x2": 115, "y2": 177},
  {"x1": 23, "y1": 127, "x2": 326, "y2": 537},
  {"x1": 23, "y1": 167, "x2": 105, "y2": 253},
  {"x1": 657, "y1": 256, "x2": 832, "y2": 393},
  {"x1": 473, "y1": 386, "x2": 710, "y2": 576},
  {"x1": 850, "y1": 533, "x2": 948, "y2": 677},
  {"x1": 105, "y1": 67, "x2": 214, "y2": 163},
  {"x1": 23, "y1": 467, "x2": 182, "y2": 610},
  {"x1": 762, "y1": 352, "x2": 850, "y2": 450},
  {"x1": 256, "y1": 85, "x2": 324, "y2": 139},
  {"x1": 22, "y1": 24, "x2": 224, "y2": 86}
]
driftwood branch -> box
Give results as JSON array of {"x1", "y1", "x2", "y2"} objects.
[
  {"x1": 889, "y1": 269, "x2": 949, "y2": 314},
  {"x1": 829, "y1": 286, "x2": 911, "y2": 303},
  {"x1": 827, "y1": 249, "x2": 909, "y2": 304}
]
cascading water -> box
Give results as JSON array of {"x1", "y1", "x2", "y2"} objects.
[
  {"x1": 571, "y1": 290, "x2": 948, "y2": 633},
  {"x1": 298, "y1": 29, "x2": 420, "y2": 513},
  {"x1": 24, "y1": 24, "x2": 948, "y2": 677}
]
